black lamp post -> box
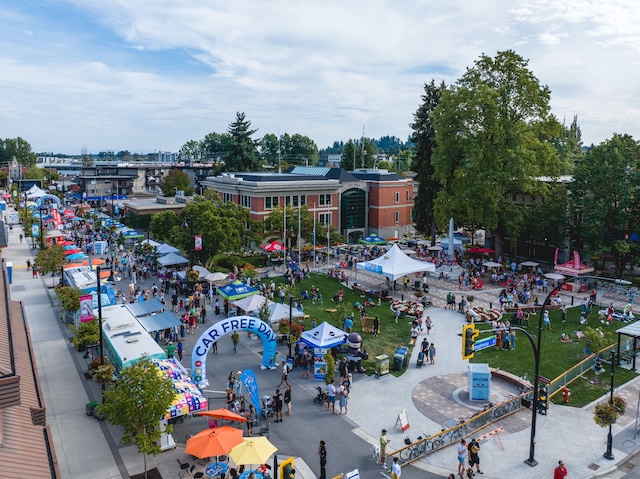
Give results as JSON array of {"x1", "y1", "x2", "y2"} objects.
[
  {"x1": 184, "y1": 215, "x2": 194, "y2": 267},
  {"x1": 526, "y1": 275, "x2": 630, "y2": 467},
  {"x1": 39, "y1": 206, "x2": 47, "y2": 249},
  {"x1": 96, "y1": 265, "x2": 104, "y2": 371},
  {"x1": 593, "y1": 351, "x2": 617, "y2": 460},
  {"x1": 111, "y1": 193, "x2": 115, "y2": 219},
  {"x1": 288, "y1": 295, "x2": 293, "y2": 358}
]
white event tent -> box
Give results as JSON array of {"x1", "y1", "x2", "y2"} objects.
[{"x1": 356, "y1": 243, "x2": 436, "y2": 281}]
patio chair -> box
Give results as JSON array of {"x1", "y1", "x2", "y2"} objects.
[
  {"x1": 259, "y1": 421, "x2": 270, "y2": 438},
  {"x1": 177, "y1": 459, "x2": 191, "y2": 477}
]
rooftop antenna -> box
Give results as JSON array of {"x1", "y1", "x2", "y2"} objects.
[{"x1": 361, "y1": 125, "x2": 365, "y2": 169}]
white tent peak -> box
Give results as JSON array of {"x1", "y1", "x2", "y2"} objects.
[{"x1": 356, "y1": 243, "x2": 435, "y2": 281}]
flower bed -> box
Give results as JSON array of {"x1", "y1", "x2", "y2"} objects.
[{"x1": 390, "y1": 299, "x2": 424, "y2": 318}]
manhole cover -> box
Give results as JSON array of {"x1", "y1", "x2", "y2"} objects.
[
  {"x1": 11, "y1": 285, "x2": 25, "y2": 292},
  {"x1": 588, "y1": 463, "x2": 600, "y2": 471},
  {"x1": 623, "y1": 440, "x2": 638, "y2": 448}
]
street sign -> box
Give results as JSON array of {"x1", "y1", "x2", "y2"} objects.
[{"x1": 473, "y1": 335, "x2": 496, "y2": 352}]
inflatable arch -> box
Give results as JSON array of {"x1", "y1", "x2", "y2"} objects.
[
  {"x1": 36, "y1": 194, "x2": 62, "y2": 208},
  {"x1": 191, "y1": 316, "x2": 277, "y2": 387}
]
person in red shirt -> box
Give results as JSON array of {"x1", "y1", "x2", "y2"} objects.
[{"x1": 554, "y1": 460, "x2": 567, "y2": 479}]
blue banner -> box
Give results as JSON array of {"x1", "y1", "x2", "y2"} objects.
[
  {"x1": 240, "y1": 369, "x2": 261, "y2": 417},
  {"x1": 365, "y1": 262, "x2": 382, "y2": 274}
]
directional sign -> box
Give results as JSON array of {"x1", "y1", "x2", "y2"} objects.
[{"x1": 473, "y1": 335, "x2": 496, "y2": 352}]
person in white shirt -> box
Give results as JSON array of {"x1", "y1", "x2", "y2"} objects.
[
  {"x1": 391, "y1": 457, "x2": 401, "y2": 478},
  {"x1": 327, "y1": 382, "x2": 336, "y2": 413}
]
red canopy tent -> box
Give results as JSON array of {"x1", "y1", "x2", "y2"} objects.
[
  {"x1": 262, "y1": 241, "x2": 286, "y2": 252},
  {"x1": 554, "y1": 251, "x2": 594, "y2": 292},
  {"x1": 467, "y1": 247, "x2": 495, "y2": 254}
]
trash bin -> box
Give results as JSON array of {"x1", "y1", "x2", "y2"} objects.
[
  {"x1": 85, "y1": 401, "x2": 99, "y2": 416},
  {"x1": 414, "y1": 280, "x2": 421, "y2": 290},
  {"x1": 393, "y1": 353, "x2": 404, "y2": 371}
]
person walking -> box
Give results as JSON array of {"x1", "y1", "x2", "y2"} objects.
[
  {"x1": 553, "y1": 460, "x2": 567, "y2": 479},
  {"x1": 428, "y1": 343, "x2": 436, "y2": 365},
  {"x1": 338, "y1": 384, "x2": 348, "y2": 415},
  {"x1": 231, "y1": 331, "x2": 240, "y2": 353},
  {"x1": 300, "y1": 350, "x2": 311, "y2": 379},
  {"x1": 318, "y1": 440, "x2": 327, "y2": 479},
  {"x1": 19, "y1": 233, "x2": 23, "y2": 244},
  {"x1": 278, "y1": 361, "x2": 289, "y2": 387},
  {"x1": 457, "y1": 439, "x2": 467, "y2": 478},
  {"x1": 391, "y1": 457, "x2": 401, "y2": 479},
  {"x1": 379, "y1": 429, "x2": 390, "y2": 468},
  {"x1": 467, "y1": 437, "x2": 483, "y2": 475},
  {"x1": 166, "y1": 341, "x2": 176, "y2": 358},
  {"x1": 284, "y1": 384, "x2": 292, "y2": 416},
  {"x1": 327, "y1": 381, "x2": 336, "y2": 413},
  {"x1": 177, "y1": 339, "x2": 183, "y2": 361}
]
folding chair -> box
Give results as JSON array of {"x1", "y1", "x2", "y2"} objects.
[
  {"x1": 259, "y1": 421, "x2": 270, "y2": 438},
  {"x1": 189, "y1": 465, "x2": 199, "y2": 478},
  {"x1": 177, "y1": 459, "x2": 191, "y2": 477}
]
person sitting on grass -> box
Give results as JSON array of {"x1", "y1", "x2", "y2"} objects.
[{"x1": 560, "y1": 332, "x2": 572, "y2": 343}]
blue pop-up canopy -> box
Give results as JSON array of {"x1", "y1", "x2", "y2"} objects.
[
  {"x1": 359, "y1": 234, "x2": 387, "y2": 245},
  {"x1": 217, "y1": 281, "x2": 259, "y2": 301}
]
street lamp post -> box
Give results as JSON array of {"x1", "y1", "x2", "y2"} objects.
[
  {"x1": 184, "y1": 215, "x2": 194, "y2": 267},
  {"x1": 39, "y1": 206, "x2": 47, "y2": 249},
  {"x1": 111, "y1": 193, "x2": 115, "y2": 219},
  {"x1": 526, "y1": 274, "x2": 630, "y2": 467},
  {"x1": 593, "y1": 350, "x2": 617, "y2": 460},
  {"x1": 288, "y1": 295, "x2": 293, "y2": 358}
]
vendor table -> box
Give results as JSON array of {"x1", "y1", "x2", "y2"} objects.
[{"x1": 206, "y1": 462, "x2": 229, "y2": 478}]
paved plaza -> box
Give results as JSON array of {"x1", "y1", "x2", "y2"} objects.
[{"x1": 6, "y1": 207, "x2": 640, "y2": 479}]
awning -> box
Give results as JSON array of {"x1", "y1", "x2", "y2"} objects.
[
  {"x1": 138, "y1": 311, "x2": 182, "y2": 332},
  {"x1": 125, "y1": 298, "x2": 165, "y2": 317}
]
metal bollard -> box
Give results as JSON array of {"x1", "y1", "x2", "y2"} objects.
[
  {"x1": 401, "y1": 294, "x2": 404, "y2": 301},
  {"x1": 571, "y1": 296, "x2": 574, "y2": 306},
  {"x1": 490, "y1": 302, "x2": 492, "y2": 309}
]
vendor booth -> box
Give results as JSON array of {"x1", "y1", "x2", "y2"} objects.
[{"x1": 554, "y1": 251, "x2": 594, "y2": 292}]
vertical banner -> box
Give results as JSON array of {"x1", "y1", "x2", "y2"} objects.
[
  {"x1": 79, "y1": 294, "x2": 94, "y2": 322},
  {"x1": 32, "y1": 224, "x2": 39, "y2": 237},
  {"x1": 314, "y1": 348, "x2": 327, "y2": 381},
  {"x1": 239, "y1": 369, "x2": 261, "y2": 417},
  {"x1": 194, "y1": 235, "x2": 203, "y2": 251}
]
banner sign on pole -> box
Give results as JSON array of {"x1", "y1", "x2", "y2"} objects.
[
  {"x1": 194, "y1": 235, "x2": 203, "y2": 251},
  {"x1": 80, "y1": 294, "x2": 94, "y2": 322}
]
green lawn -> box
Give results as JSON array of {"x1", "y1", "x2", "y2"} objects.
[
  {"x1": 471, "y1": 306, "x2": 638, "y2": 406},
  {"x1": 269, "y1": 273, "x2": 414, "y2": 376}
]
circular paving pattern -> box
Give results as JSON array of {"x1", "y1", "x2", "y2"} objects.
[{"x1": 412, "y1": 373, "x2": 532, "y2": 437}]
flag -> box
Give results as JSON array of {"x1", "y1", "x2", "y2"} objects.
[
  {"x1": 239, "y1": 369, "x2": 261, "y2": 417},
  {"x1": 80, "y1": 294, "x2": 94, "y2": 322},
  {"x1": 195, "y1": 235, "x2": 203, "y2": 251}
]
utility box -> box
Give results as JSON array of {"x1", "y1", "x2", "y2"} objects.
[
  {"x1": 375, "y1": 354, "x2": 389, "y2": 377},
  {"x1": 468, "y1": 363, "x2": 491, "y2": 401}
]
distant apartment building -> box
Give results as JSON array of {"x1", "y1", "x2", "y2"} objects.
[{"x1": 156, "y1": 151, "x2": 180, "y2": 162}]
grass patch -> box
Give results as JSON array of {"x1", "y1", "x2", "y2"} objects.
[
  {"x1": 471, "y1": 306, "x2": 638, "y2": 407},
  {"x1": 269, "y1": 273, "x2": 413, "y2": 376}
]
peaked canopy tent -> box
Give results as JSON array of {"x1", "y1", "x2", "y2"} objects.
[
  {"x1": 192, "y1": 265, "x2": 211, "y2": 278},
  {"x1": 157, "y1": 252, "x2": 189, "y2": 267},
  {"x1": 217, "y1": 281, "x2": 259, "y2": 302},
  {"x1": 300, "y1": 321, "x2": 348, "y2": 348},
  {"x1": 232, "y1": 294, "x2": 274, "y2": 313},
  {"x1": 141, "y1": 238, "x2": 162, "y2": 248},
  {"x1": 554, "y1": 251, "x2": 595, "y2": 276},
  {"x1": 268, "y1": 303, "x2": 305, "y2": 324},
  {"x1": 359, "y1": 233, "x2": 387, "y2": 245},
  {"x1": 356, "y1": 244, "x2": 436, "y2": 281},
  {"x1": 156, "y1": 243, "x2": 181, "y2": 256}
]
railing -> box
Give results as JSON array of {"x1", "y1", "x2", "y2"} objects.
[
  {"x1": 548, "y1": 338, "x2": 634, "y2": 398},
  {"x1": 0, "y1": 260, "x2": 16, "y2": 377},
  {"x1": 389, "y1": 392, "x2": 532, "y2": 466}
]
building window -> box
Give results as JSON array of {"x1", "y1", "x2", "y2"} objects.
[
  {"x1": 293, "y1": 196, "x2": 298, "y2": 207},
  {"x1": 265, "y1": 196, "x2": 279, "y2": 210},
  {"x1": 406, "y1": 190, "x2": 410, "y2": 201},
  {"x1": 285, "y1": 195, "x2": 291, "y2": 206},
  {"x1": 240, "y1": 195, "x2": 251, "y2": 209},
  {"x1": 319, "y1": 213, "x2": 331, "y2": 225},
  {"x1": 222, "y1": 193, "x2": 233, "y2": 203},
  {"x1": 300, "y1": 195, "x2": 306, "y2": 206},
  {"x1": 395, "y1": 192, "x2": 400, "y2": 203},
  {"x1": 395, "y1": 211, "x2": 400, "y2": 223},
  {"x1": 319, "y1": 194, "x2": 332, "y2": 206}
]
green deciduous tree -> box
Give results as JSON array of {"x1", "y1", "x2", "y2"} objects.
[
  {"x1": 569, "y1": 134, "x2": 640, "y2": 277},
  {"x1": 160, "y1": 169, "x2": 193, "y2": 197},
  {"x1": 202, "y1": 132, "x2": 232, "y2": 161},
  {"x1": 179, "y1": 139, "x2": 204, "y2": 161},
  {"x1": 99, "y1": 357, "x2": 175, "y2": 479},
  {"x1": 35, "y1": 244, "x2": 66, "y2": 286},
  {"x1": 0, "y1": 137, "x2": 37, "y2": 167},
  {"x1": 431, "y1": 50, "x2": 562, "y2": 257},
  {"x1": 552, "y1": 115, "x2": 584, "y2": 174},
  {"x1": 149, "y1": 211, "x2": 180, "y2": 242},
  {"x1": 226, "y1": 112, "x2": 260, "y2": 172},
  {"x1": 410, "y1": 79, "x2": 445, "y2": 241}
]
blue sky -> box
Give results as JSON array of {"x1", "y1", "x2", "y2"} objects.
[{"x1": 1, "y1": 0, "x2": 639, "y2": 154}]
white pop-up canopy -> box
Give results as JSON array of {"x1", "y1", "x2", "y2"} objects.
[
  {"x1": 356, "y1": 244, "x2": 435, "y2": 281},
  {"x1": 300, "y1": 321, "x2": 348, "y2": 349}
]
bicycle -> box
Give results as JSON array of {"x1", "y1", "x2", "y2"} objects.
[{"x1": 399, "y1": 437, "x2": 427, "y2": 461}]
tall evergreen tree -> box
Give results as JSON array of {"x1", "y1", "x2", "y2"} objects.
[
  {"x1": 410, "y1": 80, "x2": 445, "y2": 241},
  {"x1": 226, "y1": 112, "x2": 260, "y2": 172}
]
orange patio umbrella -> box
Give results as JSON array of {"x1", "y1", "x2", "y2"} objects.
[
  {"x1": 196, "y1": 408, "x2": 248, "y2": 422},
  {"x1": 185, "y1": 426, "x2": 244, "y2": 459},
  {"x1": 63, "y1": 259, "x2": 106, "y2": 269}
]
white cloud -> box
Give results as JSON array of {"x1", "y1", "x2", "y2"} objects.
[{"x1": 0, "y1": 0, "x2": 639, "y2": 152}]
